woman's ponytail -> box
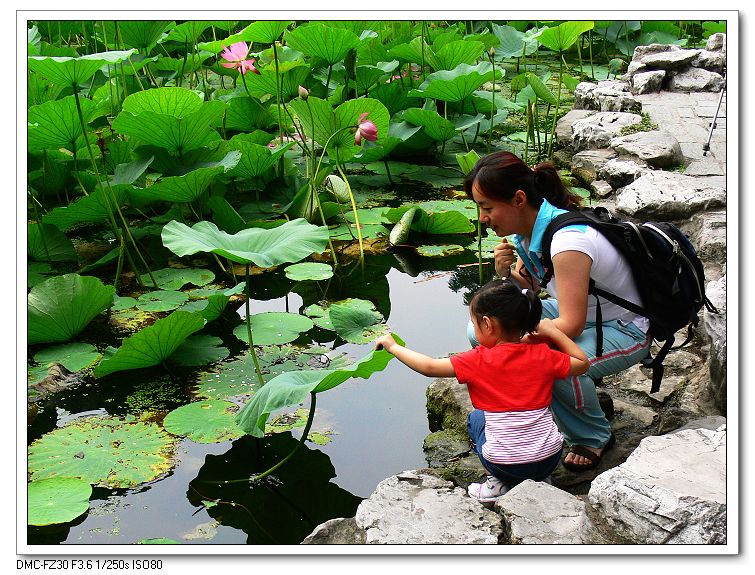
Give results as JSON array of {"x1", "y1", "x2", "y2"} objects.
[{"x1": 532, "y1": 162, "x2": 583, "y2": 211}]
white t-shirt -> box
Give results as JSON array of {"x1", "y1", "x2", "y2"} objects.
[{"x1": 527, "y1": 225, "x2": 649, "y2": 332}]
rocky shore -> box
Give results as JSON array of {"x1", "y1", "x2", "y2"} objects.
[{"x1": 301, "y1": 37, "x2": 729, "y2": 546}]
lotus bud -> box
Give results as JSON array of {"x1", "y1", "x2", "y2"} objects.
[
  {"x1": 489, "y1": 47, "x2": 496, "y2": 59},
  {"x1": 298, "y1": 85, "x2": 309, "y2": 100}
]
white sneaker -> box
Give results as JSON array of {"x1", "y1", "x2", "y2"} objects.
[{"x1": 467, "y1": 475, "x2": 510, "y2": 503}]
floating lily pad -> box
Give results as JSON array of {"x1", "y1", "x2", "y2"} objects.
[
  {"x1": 328, "y1": 223, "x2": 388, "y2": 241},
  {"x1": 303, "y1": 298, "x2": 377, "y2": 331},
  {"x1": 112, "y1": 295, "x2": 138, "y2": 311},
  {"x1": 329, "y1": 301, "x2": 388, "y2": 344},
  {"x1": 163, "y1": 400, "x2": 243, "y2": 443},
  {"x1": 284, "y1": 262, "x2": 334, "y2": 282},
  {"x1": 28, "y1": 273, "x2": 115, "y2": 345},
  {"x1": 28, "y1": 416, "x2": 177, "y2": 488},
  {"x1": 136, "y1": 290, "x2": 189, "y2": 312},
  {"x1": 139, "y1": 267, "x2": 216, "y2": 291},
  {"x1": 137, "y1": 538, "x2": 181, "y2": 544},
  {"x1": 194, "y1": 352, "x2": 264, "y2": 401},
  {"x1": 33, "y1": 342, "x2": 101, "y2": 373},
  {"x1": 27, "y1": 477, "x2": 92, "y2": 526},
  {"x1": 416, "y1": 244, "x2": 466, "y2": 257},
  {"x1": 232, "y1": 312, "x2": 314, "y2": 346},
  {"x1": 168, "y1": 335, "x2": 230, "y2": 367}
]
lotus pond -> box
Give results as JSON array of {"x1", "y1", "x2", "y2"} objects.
[{"x1": 25, "y1": 18, "x2": 726, "y2": 545}]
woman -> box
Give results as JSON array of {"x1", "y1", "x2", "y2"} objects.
[{"x1": 464, "y1": 151, "x2": 651, "y2": 471}]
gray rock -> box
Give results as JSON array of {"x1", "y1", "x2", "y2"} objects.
[
  {"x1": 426, "y1": 377, "x2": 473, "y2": 432},
  {"x1": 688, "y1": 209, "x2": 726, "y2": 265},
  {"x1": 301, "y1": 517, "x2": 366, "y2": 544},
  {"x1": 667, "y1": 68, "x2": 725, "y2": 92},
  {"x1": 423, "y1": 429, "x2": 486, "y2": 484},
  {"x1": 571, "y1": 112, "x2": 644, "y2": 151},
  {"x1": 571, "y1": 149, "x2": 618, "y2": 183},
  {"x1": 355, "y1": 470, "x2": 503, "y2": 544},
  {"x1": 597, "y1": 157, "x2": 648, "y2": 189},
  {"x1": 622, "y1": 60, "x2": 647, "y2": 81},
  {"x1": 612, "y1": 399, "x2": 656, "y2": 428},
  {"x1": 616, "y1": 171, "x2": 726, "y2": 219},
  {"x1": 610, "y1": 130, "x2": 683, "y2": 168},
  {"x1": 495, "y1": 480, "x2": 603, "y2": 544},
  {"x1": 575, "y1": 81, "x2": 639, "y2": 113},
  {"x1": 640, "y1": 49, "x2": 701, "y2": 70},
  {"x1": 704, "y1": 276, "x2": 726, "y2": 414},
  {"x1": 591, "y1": 180, "x2": 614, "y2": 199},
  {"x1": 631, "y1": 70, "x2": 666, "y2": 94},
  {"x1": 706, "y1": 33, "x2": 726, "y2": 53},
  {"x1": 692, "y1": 50, "x2": 726, "y2": 73},
  {"x1": 677, "y1": 415, "x2": 726, "y2": 432},
  {"x1": 684, "y1": 157, "x2": 726, "y2": 176},
  {"x1": 632, "y1": 44, "x2": 681, "y2": 61},
  {"x1": 555, "y1": 109, "x2": 595, "y2": 151},
  {"x1": 587, "y1": 425, "x2": 726, "y2": 544}
]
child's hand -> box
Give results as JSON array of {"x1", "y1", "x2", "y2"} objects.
[
  {"x1": 531, "y1": 318, "x2": 559, "y2": 339},
  {"x1": 375, "y1": 333, "x2": 398, "y2": 353}
]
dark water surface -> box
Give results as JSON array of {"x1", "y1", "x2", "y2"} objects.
[{"x1": 27, "y1": 253, "x2": 483, "y2": 545}]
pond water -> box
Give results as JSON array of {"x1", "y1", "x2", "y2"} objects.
[{"x1": 27, "y1": 251, "x2": 487, "y2": 545}]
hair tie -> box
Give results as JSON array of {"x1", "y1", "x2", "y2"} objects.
[{"x1": 522, "y1": 288, "x2": 528, "y2": 295}]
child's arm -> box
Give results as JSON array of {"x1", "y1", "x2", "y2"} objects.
[
  {"x1": 531, "y1": 319, "x2": 590, "y2": 376},
  {"x1": 375, "y1": 334, "x2": 456, "y2": 378}
]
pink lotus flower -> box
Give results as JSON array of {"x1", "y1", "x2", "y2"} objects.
[
  {"x1": 219, "y1": 41, "x2": 260, "y2": 75},
  {"x1": 355, "y1": 113, "x2": 378, "y2": 145}
]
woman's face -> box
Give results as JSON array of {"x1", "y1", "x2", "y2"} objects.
[{"x1": 471, "y1": 182, "x2": 523, "y2": 237}]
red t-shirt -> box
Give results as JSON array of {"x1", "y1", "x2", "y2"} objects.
[{"x1": 449, "y1": 343, "x2": 571, "y2": 411}]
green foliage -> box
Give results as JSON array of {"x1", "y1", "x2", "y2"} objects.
[
  {"x1": 163, "y1": 400, "x2": 244, "y2": 443},
  {"x1": 618, "y1": 112, "x2": 658, "y2": 136},
  {"x1": 232, "y1": 312, "x2": 314, "y2": 346},
  {"x1": 27, "y1": 477, "x2": 92, "y2": 526}
]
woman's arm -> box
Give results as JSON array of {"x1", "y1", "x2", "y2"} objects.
[
  {"x1": 531, "y1": 318, "x2": 590, "y2": 376},
  {"x1": 375, "y1": 334, "x2": 456, "y2": 378},
  {"x1": 494, "y1": 239, "x2": 541, "y2": 290},
  {"x1": 549, "y1": 250, "x2": 592, "y2": 339}
]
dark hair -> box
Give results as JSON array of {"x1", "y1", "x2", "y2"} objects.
[
  {"x1": 463, "y1": 151, "x2": 582, "y2": 211},
  {"x1": 469, "y1": 278, "x2": 542, "y2": 337}
]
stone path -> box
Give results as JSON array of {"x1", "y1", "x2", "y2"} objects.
[{"x1": 636, "y1": 89, "x2": 727, "y2": 187}]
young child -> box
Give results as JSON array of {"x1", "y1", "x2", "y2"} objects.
[{"x1": 374, "y1": 278, "x2": 589, "y2": 503}]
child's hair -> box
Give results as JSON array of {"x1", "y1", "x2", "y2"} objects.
[{"x1": 469, "y1": 278, "x2": 542, "y2": 337}]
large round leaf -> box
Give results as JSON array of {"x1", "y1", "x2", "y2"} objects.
[
  {"x1": 28, "y1": 95, "x2": 99, "y2": 153},
  {"x1": 28, "y1": 50, "x2": 137, "y2": 86},
  {"x1": 161, "y1": 218, "x2": 330, "y2": 266},
  {"x1": 284, "y1": 262, "x2": 333, "y2": 282},
  {"x1": 303, "y1": 298, "x2": 377, "y2": 331},
  {"x1": 198, "y1": 21, "x2": 291, "y2": 53},
  {"x1": 232, "y1": 312, "x2": 314, "y2": 346},
  {"x1": 27, "y1": 223, "x2": 77, "y2": 262},
  {"x1": 33, "y1": 343, "x2": 101, "y2": 374},
  {"x1": 285, "y1": 23, "x2": 361, "y2": 65},
  {"x1": 163, "y1": 400, "x2": 243, "y2": 443},
  {"x1": 400, "y1": 108, "x2": 456, "y2": 142},
  {"x1": 168, "y1": 334, "x2": 229, "y2": 367},
  {"x1": 329, "y1": 301, "x2": 388, "y2": 344},
  {"x1": 139, "y1": 267, "x2": 215, "y2": 291},
  {"x1": 536, "y1": 21, "x2": 594, "y2": 52},
  {"x1": 42, "y1": 187, "x2": 131, "y2": 232},
  {"x1": 28, "y1": 274, "x2": 115, "y2": 345},
  {"x1": 409, "y1": 62, "x2": 503, "y2": 102},
  {"x1": 194, "y1": 352, "x2": 265, "y2": 401},
  {"x1": 225, "y1": 139, "x2": 294, "y2": 180},
  {"x1": 135, "y1": 290, "x2": 189, "y2": 312},
  {"x1": 27, "y1": 477, "x2": 92, "y2": 526},
  {"x1": 28, "y1": 416, "x2": 177, "y2": 488},
  {"x1": 94, "y1": 310, "x2": 206, "y2": 378}
]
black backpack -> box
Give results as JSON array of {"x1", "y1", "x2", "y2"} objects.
[{"x1": 540, "y1": 206, "x2": 719, "y2": 393}]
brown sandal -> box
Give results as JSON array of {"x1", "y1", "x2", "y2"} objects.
[{"x1": 562, "y1": 433, "x2": 616, "y2": 472}]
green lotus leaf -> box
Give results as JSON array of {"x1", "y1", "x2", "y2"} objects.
[
  {"x1": 225, "y1": 139, "x2": 294, "y2": 180},
  {"x1": 28, "y1": 49, "x2": 137, "y2": 86},
  {"x1": 388, "y1": 206, "x2": 475, "y2": 237},
  {"x1": 416, "y1": 244, "x2": 466, "y2": 257},
  {"x1": 168, "y1": 335, "x2": 229, "y2": 367},
  {"x1": 197, "y1": 20, "x2": 291, "y2": 53},
  {"x1": 284, "y1": 262, "x2": 334, "y2": 282},
  {"x1": 287, "y1": 96, "x2": 336, "y2": 153},
  {"x1": 163, "y1": 400, "x2": 243, "y2": 443},
  {"x1": 303, "y1": 298, "x2": 377, "y2": 331},
  {"x1": 536, "y1": 21, "x2": 594, "y2": 52},
  {"x1": 116, "y1": 21, "x2": 173, "y2": 50},
  {"x1": 356, "y1": 64, "x2": 391, "y2": 92},
  {"x1": 328, "y1": 222, "x2": 388, "y2": 241},
  {"x1": 33, "y1": 342, "x2": 101, "y2": 373},
  {"x1": 431, "y1": 39, "x2": 485, "y2": 71},
  {"x1": 491, "y1": 23, "x2": 540, "y2": 59},
  {"x1": 244, "y1": 64, "x2": 311, "y2": 100},
  {"x1": 177, "y1": 293, "x2": 229, "y2": 322},
  {"x1": 388, "y1": 206, "x2": 418, "y2": 246},
  {"x1": 112, "y1": 295, "x2": 138, "y2": 311},
  {"x1": 28, "y1": 95, "x2": 99, "y2": 153},
  {"x1": 235, "y1": 336, "x2": 403, "y2": 437},
  {"x1": 28, "y1": 274, "x2": 115, "y2": 345},
  {"x1": 161, "y1": 218, "x2": 329, "y2": 266},
  {"x1": 342, "y1": 207, "x2": 391, "y2": 225},
  {"x1": 285, "y1": 22, "x2": 361, "y2": 65},
  {"x1": 42, "y1": 186, "x2": 132, "y2": 232},
  {"x1": 387, "y1": 36, "x2": 433, "y2": 65},
  {"x1": 232, "y1": 312, "x2": 314, "y2": 346},
  {"x1": 28, "y1": 223, "x2": 77, "y2": 263},
  {"x1": 163, "y1": 20, "x2": 214, "y2": 45},
  {"x1": 354, "y1": 121, "x2": 422, "y2": 163},
  {"x1": 139, "y1": 267, "x2": 215, "y2": 291},
  {"x1": 130, "y1": 151, "x2": 240, "y2": 203},
  {"x1": 27, "y1": 477, "x2": 92, "y2": 526},
  {"x1": 27, "y1": 416, "x2": 177, "y2": 488},
  {"x1": 194, "y1": 351, "x2": 265, "y2": 401},
  {"x1": 138, "y1": 538, "x2": 181, "y2": 544},
  {"x1": 135, "y1": 290, "x2": 189, "y2": 312},
  {"x1": 526, "y1": 72, "x2": 557, "y2": 105},
  {"x1": 329, "y1": 301, "x2": 387, "y2": 344},
  {"x1": 207, "y1": 196, "x2": 246, "y2": 234},
  {"x1": 409, "y1": 62, "x2": 503, "y2": 102},
  {"x1": 400, "y1": 108, "x2": 456, "y2": 142},
  {"x1": 94, "y1": 310, "x2": 206, "y2": 378},
  {"x1": 224, "y1": 97, "x2": 275, "y2": 132},
  {"x1": 466, "y1": 229, "x2": 510, "y2": 257}
]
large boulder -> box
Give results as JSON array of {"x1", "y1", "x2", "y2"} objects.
[
  {"x1": 574, "y1": 81, "x2": 640, "y2": 113},
  {"x1": 555, "y1": 109, "x2": 595, "y2": 151},
  {"x1": 667, "y1": 67, "x2": 725, "y2": 92},
  {"x1": 355, "y1": 470, "x2": 503, "y2": 544},
  {"x1": 631, "y1": 70, "x2": 666, "y2": 94},
  {"x1": 571, "y1": 149, "x2": 618, "y2": 184},
  {"x1": 640, "y1": 49, "x2": 701, "y2": 70},
  {"x1": 587, "y1": 424, "x2": 726, "y2": 544},
  {"x1": 426, "y1": 377, "x2": 473, "y2": 432},
  {"x1": 704, "y1": 275, "x2": 727, "y2": 414},
  {"x1": 597, "y1": 157, "x2": 648, "y2": 189},
  {"x1": 615, "y1": 171, "x2": 726, "y2": 220},
  {"x1": 609, "y1": 130, "x2": 683, "y2": 168},
  {"x1": 495, "y1": 480, "x2": 605, "y2": 544},
  {"x1": 706, "y1": 33, "x2": 726, "y2": 53},
  {"x1": 692, "y1": 50, "x2": 726, "y2": 74},
  {"x1": 571, "y1": 112, "x2": 644, "y2": 152}
]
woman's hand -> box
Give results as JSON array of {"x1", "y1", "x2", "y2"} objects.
[
  {"x1": 375, "y1": 334, "x2": 398, "y2": 353},
  {"x1": 493, "y1": 238, "x2": 515, "y2": 278}
]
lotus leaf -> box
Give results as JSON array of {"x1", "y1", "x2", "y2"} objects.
[
  {"x1": 328, "y1": 222, "x2": 388, "y2": 241},
  {"x1": 33, "y1": 342, "x2": 101, "y2": 373},
  {"x1": 232, "y1": 312, "x2": 313, "y2": 346},
  {"x1": 28, "y1": 416, "x2": 177, "y2": 488},
  {"x1": 163, "y1": 20, "x2": 214, "y2": 44},
  {"x1": 207, "y1": 196, "x2": 246, "y2": 234},
  {"x1": 400, "y1": 108, "x2": 456, "y2": 143},
  {"x1": 162, "y1": 218, "x2": 329, "y2": 267},
  {"x1": 28, "y1": 223, "x2": 77, "y2": 262},
  {"x1": 28, "y1": 50, "x2": 137, "y2": 86},
  {"x1": 536, "y1": 21, "x2": 594, "y2": 52},
  {"x1": 285, "y1": 22, "x2": 361, "y2": 65},
  {"x1": 28, "y1": 274, "x2": 115, "y2": 345},
  {"x1": 417, "y1": 244, "x2": 466, "y2": 257},
  {"x1": 224, "y1": 97, "x2": 276, "y2": 132},
  {"x1": 163, "y1": 400, "x2": 243, "y2": 443},
  {"x1": 115, "y1": 21, "x2": 173, "y2": 50},
  {"x1": 244, "y1": 65, "x2": 311, "y2": 100},
  {"x1": 28, "y1": 95, "x2": 99, "y2": 153},
  {"x1": 27, "y1": 477, "x2": 92, "y2": 526},
  {"x1": 197, "y1": 21, "x2": 291, "y2": 53},
  {"x1": 225, "y1": 140, "x2": 293, "y2": 180},
  {"x1": 138, "y1": 538, "x2": 180, "y2": 544},
  {"x1": 387, "y1": 206, "x2": 475, "y2": 235},
  {"x1": 303, "y1": 298, "x2": 377, "y2": 332},
  {"x1": 409, "y1": 62, "x2": 503, "y2": 102},
  {"x1": 526, "y1": 72, "x2": 557, "y2": 105},
  {"x1": 135, "y1": 290, "x2": 188, "y2": 312},
  {"x1": 94, "y1": 310, "x2": 206, "y2": 378},
  {"x1": 178, "y1": 294, "x2": 229, "y2": 323},
  {"x1": 388, "y1": 206, "x2": 418, "y2": 246},
  {"x1": 387, "y1": 37, "x2": 432, "y2": 65},
  {"x1": 168, "y1": 335, "x2": 229, "y2": 367},
  {"x1": 235, "y1": 336, "x2": 403, "y2": 437},
  {"x1": 354, "y1": 121, "x2": 422, "y2": 164},
  {"x1": 430, "y1": 39, "x2": 485, "y2": 71},
  {"x1": 491, "y1": 23, "x2": 540, "y2": 59},
  {"x1": 284, "y1": 262, "x2": 334, "y2": 282},
  {"x1": 139, "y1": 267, "x2": 215, "y2": 291},
  {"x1": 194, "y1": 352, "x2": 265, "y2": 401},
  {"x1": 329, "y1": 301, "x2": 387, "y2": 344},
  {"x1": 42, "y1": 186, "x2": 132, "y2": 232},
  {"x1": 28, "y1": 262, "x2": 54, "y2": 288}
]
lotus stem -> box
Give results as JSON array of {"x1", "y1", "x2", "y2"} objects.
[
  {"x1": 272, "y1": 41, "x2": 284, "y2": 147},
  {"x1": 245, "y1": 264, "x2": 266, "y2": 388},
  {"x1": 336, "y1": 161, "x2": 365, "y2": 269},
  {"x1": 252, "y1": 392, "x2": 317, "y2": 481},
  {"x1": 477, "y1": 206, "x2": 483, "y2": 286},
  {"x1": 547, "y1": 55, "x2": 564, "y2": 160}
]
